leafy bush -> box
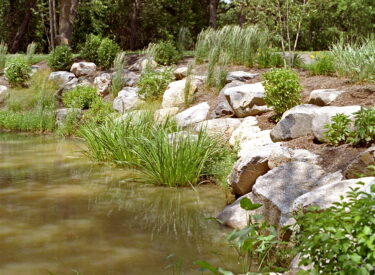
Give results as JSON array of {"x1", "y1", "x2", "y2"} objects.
[
  {"x1": 305, "y1": 53, "x2": 335, "y2": 75},
  {"x1": 263, "y1": 68, "x2": 302, "y2": 118},
  {"x1": 295, "y1": 183, "x2": 375, "y2": 274},
  {"x1": 83, "y1": 98, "x2": 113, "y2": 124},
  {"x1": 79, "y1": 34, "x2": 102, "y2": 63},
  {"x1": 5, "y1": 58, "x2": 31, "y2": 87},
  {"x1": 255, "y1": 48, "x2": 284, "y2": 68},
  {"x1": 137, "y1": 68, "x2": 173, "y2": 101},
  {"x1": 349, "y1": 107, "x2": 375, "y2": 145},
  {"x1": 62, "y1": 85, "x2": 99, "y2": 109},
  {"x1": 153, "y1": 41, "x2": 182, "y2": 65},
  {"x1": 48, "y1": 45, "x2": 73, "y2": 71},
  {"x1": 324, "y1": 113, "x2": 352, "y2": 145},
  {"x1": 97, "y1": 38, "x2": 120, "y2": 69}
]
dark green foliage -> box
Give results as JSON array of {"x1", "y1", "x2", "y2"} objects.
[
  {"x1": 305, "y1": 53, "x2": 336, "y2": 75},
  {"x1": 324, "y1": 113, "x2": 352, "y2": 145},
  {"x1": 255, "y1": 48, "x2": 284, "y2": 68},
  {"x1": 97, "y1": 38, "x2": 120, "y2": 69},
  {"x1": 0, "y1": 110, "x2": 55, "y2": 132},
  {"x1": 62, "y1": 86, "x2": 99, "y2": 109},
  {"x1": 349, "y1": 107, "x2": 375, "y2": 145},
  {"x1": 137, "y1": 69, "x2": 173, "y2": 101},
  {"x1": 79, "y1": 34, "x2": 102, "y2": 63},
  {"x1": 263, "y1": 68, "x2": 302, "y2": 117},
  {"x1": 5, "y1": 58, "x2": 30, "y2": 87},
  {"x1": 294, "y1": 183, "x2": 375, "y2": 274},
  {"x1": 153, "y1": 41, "x2": 181, "y2": 65},
  {"x1": 48, "y1": 45, "x2": 73, "y2": 71}
]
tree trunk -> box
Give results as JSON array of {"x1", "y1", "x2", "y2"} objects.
[
  {"x1": 49, "y1": 0, "x2": 56, "y2": 50},
  {"x1": 130, "y1": 0, "x2": 140, "y2": 50},
  {"x1": 58, "y1": 0, "x2": 78, "y2": 46},
  {"x1": 209, "y1": 0, "x2": 218, "y2": 28},
  {"x1": 10, "y1": 0, "x2": 37, "y2": 53}
]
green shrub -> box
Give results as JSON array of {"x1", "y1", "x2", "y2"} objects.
[
  {"x1": 48, "y1": 45, "x2": 73, "y2": 71},
  {"x1": 79, "y1": 34, "x2": 102, "y2": 63},
  {"x1": 111, "y1": 52, "x2": 125, "y2": 97},
  {"x1": 137, "y1": 69, "x2": 173, "y2": 101},
  {"x1": 0, "y1": 110, "x2": 55, "y2": 132},
  {"x1": 255, "y1": 48, "x2": 284, "y2": 68},
  {"x1": 305, "y1": 53, "x2": 335, "y2": 75},
  {"x1": 153, "y1": 41, "x2": 182, "y2": 65},
  {"x1": 83, "y1": 98, "x2": 113, "y2": 124},
  {"x1": 5, "y1": 58, "x2": 31, "y2": 87},
  {"x1": 295, "y1": 183, "x2": 375, "y2": 274},
  {"x1": 349, "y1": 107, "x2": 375, "y2": 145},
  {"x1": 263, "y1": 68, "x2": 302, "y2": 118},
  {"x1": 97, "y1": 38, "x2": 120, "y2": 69},
  {"x1": 0, "y1": 41, "x2": 8, "y2": 72},
  {"x1": 62, "y1": 86, "x2": 99, "y2": 109},
  {"x1": 324, "y1": 113, "x2": 352, "y2": 145}
]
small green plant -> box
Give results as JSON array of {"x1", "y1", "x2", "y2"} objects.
[
  {"x1": 206, "y1": 47, "x2": 228, "y2": 91},
  {"x1": 149, "y1": 41, "x2": 182, "y2": 65},
  {"x1": 324, "y1": 113, "x2": 352, "y2": 145},
  {"x1": 48, "y1": 45, "x2": 73, "y2": 71},
  {"x1": 0, "y1": 41, "x2": 8, "y2": 73},
  {"x1": 137, "y1": 68, "x2": 173, "y2": 101},
  {"x1": 83, "y1": 98, "x2": 113, "y2": 124},
  {"x1": 5, "y1": 57, "x2": 31, "y2": 87},
  {"x1": 255, "y1": 48, "x2": 284, "y2": 68},
  {"x1": 263, "y1": 68, "x2": 302, "y2": 118},
  {"x1": 56, "y1": 109, "x2": 81, "y2": 136},
  {"x1": 26, "y1": 42, "x2": 37, "y2": 65},
  {"x1": 349, "y1": 107, "x2": 375, "y2": 145},
  {"x1": 62, "y1": 86, "x2": 99, "y2": 109},
  {"x1": 183, "y1": 61, "x2": 195, "y2": 106},
  {"x1": 305, "y1": 53, "x2": 335, "y2": 75},
  {"x1": 97, "y1": 37, "x2": 120, "y2": 69},
  {"x1": 79, "y1": 34, "x2": 102, "y2": 63},
  {"x1": 294, "y1": 182, "x2": 375, "y2": 274},
  {"x1": 111, "y1": 52, "x2": 125, "y2": 97}
]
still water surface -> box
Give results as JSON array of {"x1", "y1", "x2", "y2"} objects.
[{"x1": 0, "y1": 133, "x2": 236, "y2": 275}]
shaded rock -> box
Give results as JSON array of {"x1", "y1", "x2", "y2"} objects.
[
  {"x1": 162, "y1": 79, "x2": 199, "y2": 108},
  {"x1": 344, "y1": 146, "x2": 375, "y2": 179},
  {"x1": 194, "y1": 118, "x2": 242, "y2": 141},
  {"x1": 70, "y1": 62, "x2": 96, "y2": 77},
  {"x1": 292, "y1": 177, "x2": 375, "y2": 211},
  {"x1": 55, "y1": 108, "x2": 82, "y2": 127},
  {"x1": 226, "y1": 71, "x2": 258, "y2": 82},
  {"x1": 49, "y1": 71, "x2": 76, "y2": 88},
  {"x1": 212, "y1": 81, "x2": 244, "y2": 118},
  {"x1": 128, "y1": 57, "x2": 157, "y2": 72},
  {"x1": 252, "y1": 161, "x2": 343, "y2": 226},
  {"x1": 154, "y1": 107, "x2": 179, "y2": 122},
  {"x1": 113, "y1": 87, "x2": 144, "y2": 113},
  {"x1": 308, "y1": 89, "x2": 345, "y2": 106},
  {"x1": 268, "y1": 148, "x2": 320, "y2": 169},
  {"x1": 175, "y1": 102, "x2": 210, "y2": 127},
  {"x1": 174, "y1": 67, "x2": 192, "y2": 80},
  {"x1": 312, "y1": 105, "x2": 361, "y2": 141},
  {"x1": 123, "y1": 71, "x2": 140, "y2": 87},
  {"x1": 94, "y1": 73, "x2": 111, "y2": 96},
  {"x1": 0, "y1": 85, "x2": 9, "y2": 103},
  {"x1": 224, "y1": 82, "x2": 266, "y2": 118},
  {"x1": 237, "y1": 130, "x2": 275, "y2": 158},
  {"x1": 115, "y1": 110, "x2": 147, "y2": 123},
  {"x1": 271, "y1": 104, "x2": 320, "y2": 141},
  {"x1": 229, "y1": 116, "x2": 260, "y2": 146}
]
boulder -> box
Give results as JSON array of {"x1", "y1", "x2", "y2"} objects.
[
  {"x1": 154, "y1": 107, "x2": 179, "y2": 123},
  {"x1": 123, "y1": 71, "x2": 140, "y2": 87},
  {"x1": 268, "y1": 148, "x2": 321, "y2": 169},
  {"x1": 55, "y1": 108, "x2": 82, "y2": 127},
  {"x1": 49, "y1": 71, "x2": 76, "y2": 88},
  {"x1": 292, "y1": 177, "x2": 375, "y2": 211},
  {"x1": 194, "y1": 118, "x2": 242, "y2": 141},
  {"x1": 224, "y1": 82, "x2": 266, "y2": 117},
  {"x1": 173, "y1": 67, "x2": 192, "y2": 80},
  {"x1": 229, "y1": 116, "x2": 260, "y2": 146},
  {"x1": 128, "y1": 57, "x2": 157, "y2": 72},
  {"x1": 94, "y1": 73, "x2": 111, "y2": 96},
  {"x1": 70, "y1": 62, "x2": 96, "y2": 77},
  {"x1": 0, "y1": 85, "x2": 9, "y2": 103},
  {"x1": 344, "y1": 146, "x2": 375, "y2": 179},
  {"x1": 226, "y1": 71, "x2": 258, "y2": 82},
  {"x1": 229, "y1": 143, "x2": 283, "y2": 195},
  {"x1": 115, "y1": 110, "x2": 147, "y2": 123},
  {"x1": 113, "y1": 87, "x2": 144, "y2": 113},
  {"x1": 162, "y1": 79, "x2": 200, "y2": 108},
  {"x1": 308, "y1": 89, "x2": 345, "y2": 106},
  {"x1": 252, "y1": 161, "x2": 343, "y2": 226},
  {"x1": 212, "y1": 81, "x2": 244, "y2": 118},
  {"x1": 237, "y1": 130, "x2": 275, "y2": 158},
  {"x1": 175, "y1": 102, "x2": 210, "y2": 127},
  {"x1": 271, "y1": 104, "x2": 320, "y2": 141},
  {"x1": 312, "y1": 105, "x2": 361, "y2": 141}
]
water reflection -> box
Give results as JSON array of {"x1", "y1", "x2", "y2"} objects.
[{"x1": 0, "y1": 133, "x2": 236, "y2": 275}]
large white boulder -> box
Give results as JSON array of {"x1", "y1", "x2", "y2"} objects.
[
  {"x1": 113, "y1": 87, "x2": 144, "y2": 113},
  {"x1": 229, "y1": 116, "x2": 260, "y2": 146},
  {"x1": 154, "y1": 107, "x2": 179, "y2": 123},
  {"x1": 162, "y1": 79, "x2": 200, "y2": 108},
  {"x1": 308, "y1": 89, "x2": 345, "y2": 106},
  {"x1": 175, "y1": 102, "x2": 210, "y2": 127},
  {"x1": 94, "y1": 73, "x2": 111, "y2": 96},
  {"x1": 49, "y1": 71, "x2": 76, "y2": 88},
  {"x1": 237, "y1": 130, "x2": 274, "y2": 158},
  {"x1": 271, "y1": 104, "x2": 320, "y2": 141},
  {"x1": 194, "y1": 118, "x2": 242, "y2": 141},
  {"x1": 312, "y1": 105, "x2": 361, "y2": 141},
  {"x1": 70, "y1": 62, "x2": 96, "y2": 77},
  {"x1": 224, "y1": 82, "x2": 266, "y2": 117},
  {"x1": 0, "y1": 85, "x2": 9, "y2": 103},
  {"x1": 226, "y1": 71, "x2": 258, "y2": 82}
]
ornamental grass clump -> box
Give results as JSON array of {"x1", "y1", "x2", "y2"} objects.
[{"x1": 0, "y1": 41, "x2": 8, "y2": 73}]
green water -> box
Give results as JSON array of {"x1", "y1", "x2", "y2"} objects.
[{"x1": 0, "y1": 133, "x2": 236, "y2": 275}]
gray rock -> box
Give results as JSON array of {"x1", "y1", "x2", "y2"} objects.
[
  {"x1": 154, "y1": 107, "x2": 179, "y2": 123},
  {"x1": 194, "y1": 118, "x2": 242, "y2": 141},
  {"x1": 162, "y1": 79, "x2": 200, "y2": 108},
  {"x1": 224, "y1": 82, "x2": 266, "y2": 118},
  {"x1": 344, "y1": 146, "x2": 375, "y2": 179},
  {"x1": 175, "y1": 102, "x2": 210, "y2": 127},
  {"x1": 0, "y1": 85, "x2": 9, "y2": 103},
  {"x1": 122, "y1": 70, "x2": 140, "y2": 87},
  {"x1": 55, "y1": 108, "x2": 82, "y2": 127},
  {"x1": 252, "y1": 161, "x2": 343, "y2": 226},
  {"x1": 212, "y1": 81, "x2": 244, "y2": 118},
  {"x1": 292, "y1": 177, "x2": 375, "y2": 211},
  {"x1": 49, "y1": 71, "x2": 76, "y2": 88},
  {"x1": 237, "y1": 130, "x2": 275, "y2": 159},
  {"x1": 168, "y1": 131, "x2": 198, "y2": 144},
  {"x1": 94, "y1": 73, "x2": 111, "y2": 96},
  {"x1": 312, "y1": 105, "x2": 361, "y2": 141},
  {"x1": 271, "y1": 104, "x2": 320, "y2": 141},
  {"x1": 113, "y1": 87, "x2": 144, "y2": 113},
  {"x1": 115, "y1": 110, "x2": 147, "y2": 123},
  {"x1": 226, "y1": 71, "x2": 258, "y2": 82},
  {"x1": 70, "y1": 62, "x2": 96, "y2": 77},
  {"x1": 308, "y1": 89, "x2": 345, "y2": 106},
  {"x1": 229, "y1": 116, "x2": 260, "y2": 146},
  {"x1": 268, "y1": 148, "x2": 320, "y2": 169},
  {"x1": 173, "y1": 67, "x2": 191, "y2": 80}
]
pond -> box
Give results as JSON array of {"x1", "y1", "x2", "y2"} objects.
[{"x1": 0, "y1": 133, "x2": 237, "y2": 275}]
